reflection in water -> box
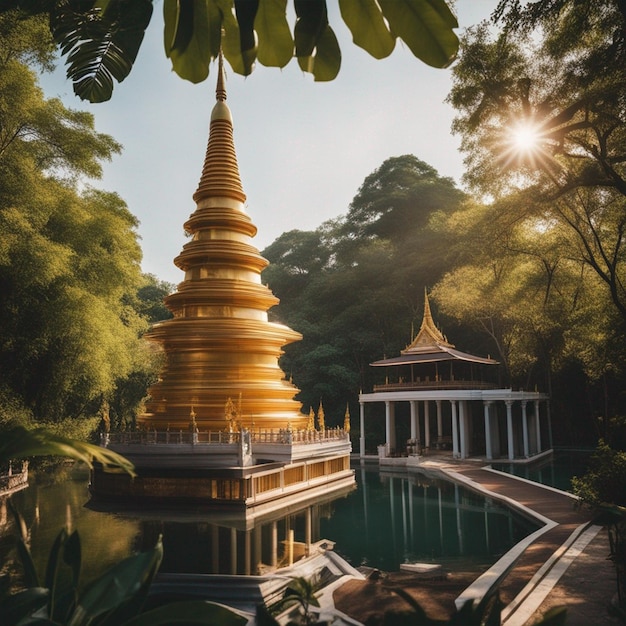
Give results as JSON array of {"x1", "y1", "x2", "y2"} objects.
[
  {"x1": 322, "y1": 467, "x2": 537, "y2": 572},
  {"x1": 0, "y1": 464, "x2": 538, "y2": 589},
  {"x1": 493, "y1": 450, "x2": 592, "y2": 492}
]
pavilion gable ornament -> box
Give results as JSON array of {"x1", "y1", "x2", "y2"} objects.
[{"x1": 403, "y1": 289, "x2": 453, "y2": 354}]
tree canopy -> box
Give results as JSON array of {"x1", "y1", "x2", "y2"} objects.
[
  {"x1": 435, "y1": 0, "x2": 626, "y2": 444},
  {"x1": 263, "y1": 155, "x2": 469, "y2": 426},
  {"x1": 0, "y1": 13, "x2": 160, "y2": 428},
  {"x1": 2, "y1": 0, "x2": 459, "y2": 102}
]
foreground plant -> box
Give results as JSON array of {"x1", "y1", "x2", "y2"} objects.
[
  {"x1": 0, "y1": 422, "x2": 136, "y2": 476},
  {"x1": 0, "y1": 507, "x2": 249, "y2": 626},
  {"x1": 2, "y1": 0, "x2": 459, "y2": 101}
]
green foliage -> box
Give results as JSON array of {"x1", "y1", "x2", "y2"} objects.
[
  {"x1": 571, "y1": 440, "x2": 626, "y2": 613},
  {"x1": 572, "y1": 441, "x2": 626, "y2": 508},
  {"x1": 270, "y1": 576, "x2": 321, "y2": 625},
  {"x1": 448, "y1": 4, "x2": 626, "y2": 323},
  {"x1": 0, "y1": 421, "x2": 135, "y2": 475},
  {"x1": 0, "y1": 15, "x2": 162, "y2": 426},
  {"x1": 0, "y1": 514, "x2": 248, "y2": 626},
  {"x1": 434, "y1": 1, "x2": 626, "y2": 426},
  {"x1": 3, "y1": 0, "x2": 459, "y2": 102},
  {"x1": 264, "y1": 155, "x2": 469, "y2": 429},
  {"x1": 134, "y1": 274, "x2": 175, "y2": 324}
]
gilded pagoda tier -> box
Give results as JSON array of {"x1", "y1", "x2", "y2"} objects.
[{"x1": 138, "y1": 65, "x2": 306, "y2": 432}]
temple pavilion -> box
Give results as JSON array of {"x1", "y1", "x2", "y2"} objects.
[
  {"x1": 92, "y1": 57, "x2": 354, "y2": 510},
  {"x1": 358, "y1": 293, "x2": 552, "y2": 463}
]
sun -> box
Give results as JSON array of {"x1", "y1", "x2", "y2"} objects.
[{"x1": 511, "y1": 122, "x2": 541, "y2": 153}]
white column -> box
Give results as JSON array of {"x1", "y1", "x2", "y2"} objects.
[
  {"x1": 359, "y1": 402, "x2": 366, "y2": 457},
  {"x1": 451, "y1": 400, "x2": 459, "y2": 458},
  {"x1": 436, "y1": 400, "x2": 443, "y2": 438},
  {"x1": 424, "y1": 401, "x2": 431, "y2": 448},
  {"x1": 459, "y1": 401, "x2": 467, "y2": 459},
  {"x1": 410, "y1": 400, "x2": 418, "y2": 440},
  {"x1": 506, "y1": 400, "x2": 514, "y2": 461},
  {"x1": 483, "y1": 401, "x2": 492, "y2": 460},
  {"x1": 521, "y1": 401, "x2": 529, "y2": 457},
  {"x1": 534, "y1": 400, "x2": 542, "y2": 453},
  {"x1": 385, "y1": 401, "x2": 396, "y2": 452}
]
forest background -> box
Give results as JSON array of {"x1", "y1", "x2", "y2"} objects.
[{"x1": 1, "y1": 1, "x2": 626, "y2": 461}]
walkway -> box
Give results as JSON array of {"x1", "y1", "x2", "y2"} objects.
[
  {"x1": 332, "y1": 460, "x2": 621, "y2": 625},
  {"x1": 442, "y1": 464, "x2": 595, "y2": 618}
]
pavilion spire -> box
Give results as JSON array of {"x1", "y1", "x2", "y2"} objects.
[{"x1": 403, "y1": 288, "x2": 454, "y2": 353}]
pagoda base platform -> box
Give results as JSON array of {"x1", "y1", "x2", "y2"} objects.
[{"x1": 90, "y1": 429, "x2": 355, "y2": 511}]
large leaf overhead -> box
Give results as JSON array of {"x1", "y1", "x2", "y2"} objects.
[
  {"x1": 9, "y1": 0, "x2": 459, "y2": 101},
  {"x1": 338, "y1": 0, "x2": 395, "y2": 60},
  {"x1": 51, "y1": 0, "x2": 153, "y2": 102}
]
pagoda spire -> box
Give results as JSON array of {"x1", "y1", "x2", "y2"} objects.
[
  {"x1": 139, "y1": 57, "x2": 306, "y2": 431},
  {"x1": 193, "y1": 53, "x2": 246, "y2": 205},
  {"x1": 215, "y1": 51, "x2": 227, "y2": 102}
]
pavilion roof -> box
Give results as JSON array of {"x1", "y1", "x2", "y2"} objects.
[{"x1": 371, "y1": 290, "x2": 499, "y2": 367}]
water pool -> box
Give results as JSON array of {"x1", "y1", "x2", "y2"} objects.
[
  {"x1": 492, "y1": 449, "x2": 593, "y2": 492},
  {"x1": 0, "y1": 463, "x2": 538, "y2": 588}
]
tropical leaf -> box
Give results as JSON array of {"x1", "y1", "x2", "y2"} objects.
[
  {"x1": 297, "y1": 23, "x2": 341, "y2": 81},
  {"x1": 378, "y1": 0, "x2": 458, "y2": 68},
  {"x1": 44, "y1": 529, "x2": 81, "y2": 623},
  {"x1": 2, "y1": 0, "x2": 459, "y2": 97},
  {"x1": 67, "y1": 537, "x2": 163, "y2": 626},
  {"x1": 0, "y1": 423, "x2": 136, "y2": 476},
  {"x1": 339, "y1": 0, "x2": 395, "y2": 60},
  {"x1": 0, "y1": 587, "x2": 50, "y2": 626},
  {"x1": 164, "y1": 0, "x2": 218, "y2": 83},
  {"x1": 221, "y1": 0, "x2": 250, "y2": 76},
  {"x1": 294, "y1": 0, "x2": 327, "y2": 57},
  {"x1": 256, "y1": 0, "x2": 293, "y2": 68},
  {"x1": 50, "y1": 0, "x2": 153, "y2": 102}
]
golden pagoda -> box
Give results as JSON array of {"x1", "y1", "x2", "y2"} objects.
[
  {"x1": 138, "y1": 56, "x2": 306, "y2": 432},
  {"x1": 92, "y1": 57, "x2": 353, "y2": 509}
]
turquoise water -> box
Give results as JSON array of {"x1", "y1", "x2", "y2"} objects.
[
  {"x1": 322, "y1": 466, "x2": 537, "y2": 571},
  {"x1": 0, "y1": 464, "x2": 538, "y2": 586},
  {"x1": 492, "y1": 449, "x2": 593, "y2": 492}
]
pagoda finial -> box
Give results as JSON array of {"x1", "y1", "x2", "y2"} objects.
[{"x1": 216, "y1": 51, "x2": 227, "y2": 102}]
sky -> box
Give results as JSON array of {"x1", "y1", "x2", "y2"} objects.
[{"x1": 39, "y1": 1, "x2": 499, "y2": 285}]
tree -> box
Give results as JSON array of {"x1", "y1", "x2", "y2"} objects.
[
  {"x1": 339, "y1": 155, "x2": 465, "y2": 245},
  {"x1": 448, "y1": 3, "x2": 626, "y2": 324},
  {"x1": 263, "y1": 155, "x2": 467, "y2": 427},
  {"x1": 2, "y1": 0, "x2": 459, "y2": 102},
  {"x1": 0, "y1": 13, "x2": 150, "y2": 424}
]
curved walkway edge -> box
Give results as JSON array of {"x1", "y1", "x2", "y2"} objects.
[{"x1": 426, "y1": 461, "x2": 597, "y2": 623}]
